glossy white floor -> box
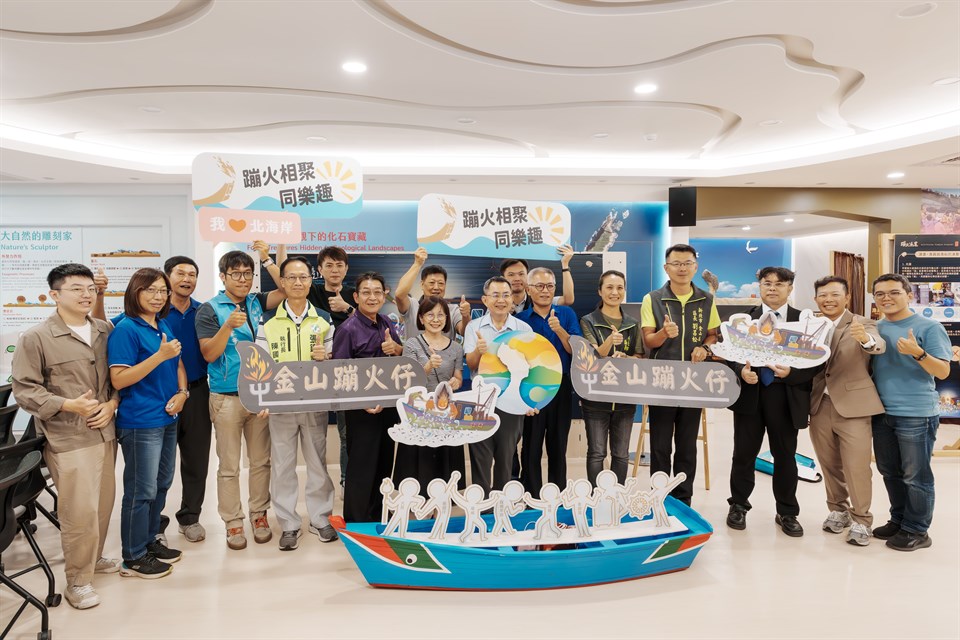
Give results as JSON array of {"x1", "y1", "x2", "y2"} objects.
[{"x1": 3, "y1": 413, "x2": 959, "y2": 640}]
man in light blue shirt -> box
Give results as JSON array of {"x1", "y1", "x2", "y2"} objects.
[{"x1": 870, "y1": 273, "x2": 952, "y2": 552}]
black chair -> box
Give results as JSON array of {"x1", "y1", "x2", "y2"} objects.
[
  {"x1": 0, "y1": 404, "x2": 18, "y2": 446},
  {"x1": 0, "y1": 447, "x2": 52, "y2": 640},
  {"x1": 0, "y1": 383, "x2": 12, "y2": 406},
  {"x1": 19, "y1": 417, "x2": 59, "y2": 528}
]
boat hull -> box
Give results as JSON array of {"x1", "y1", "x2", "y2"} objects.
[{"x1": 333, "y1": 497, "x2": 713, "y2": 591}]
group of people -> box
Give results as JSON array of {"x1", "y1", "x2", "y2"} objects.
[{"x1": 9, "y1": 240, "x2": 953, "y2": 612}]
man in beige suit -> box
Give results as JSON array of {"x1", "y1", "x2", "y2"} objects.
[{"x1": 810, "y1": 276, "x2": 885, "y2": 546}]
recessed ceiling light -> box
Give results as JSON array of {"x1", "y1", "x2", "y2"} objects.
[
  {"x1": 341, "y1": 61, "x2": 367, "y2": 73},
  {"x1": 140, "y1": 106, "x2": 163, "y2": 113},
  {"x1": 784, "y1": 218, "x2": 795, "y2": 223},
  {"x1": 643, "y1": 133, "x2": 658, "y2": 142},
  {"x1": 306, "y1": 136, "x2": 327, "y2": 142},
  {"x1": 933, "y1": 77, "x2": 960, "y2": 85},
  {"x1": 897, "y1": 2, "x2": 936, "y2": 18},
  {"x1": 633, "y1": 83, "x2": 658, "y2": 95},
  {"x1": 457, "y1": 118, "x2": 477, "y2": 125},
  {"x1": 887, "y1": 171, "x2": 905, "y2": 179},
  {"x1": 742, "y1": 225, "x2": 751, "y2": 231},
  {"x1": 592, "y1": 132, "x2": 609, "y2": 139},
  {"x1": 759, "y1": 119, "x2": 782, "y2": 126}
]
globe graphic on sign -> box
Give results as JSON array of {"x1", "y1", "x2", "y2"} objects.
[{"x1": 476, "y1": 330, "x2": 563, "y2": 414}]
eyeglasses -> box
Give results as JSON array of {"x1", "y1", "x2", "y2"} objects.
[
  {"x1": 422, "y1": 313, "x2": 446, "y2": 321},
  {"x1": 484, "y1": 293, "x2": 512, "y2": 300},
  {"x1": 665, "y1": 261, "x2": 697, "y2": 269},
  {"x1": 282, "y1": 275, "x2": 312, "y2": 282},
  {"x1": 874, "y1": 290, "x2": 906, "y2": 299},
  {"x1": 225, "y1": 271, "x2": 254, "y2": 281},
  {"x1": 56, "y1": 286, "x2": 98, "y2": 296},
  {"x1": 142, "y1": 288, "x2": 170, "y2": 298},
  {"x1": 760, "y1": 281, "x2": 790, "y2": 289},
  {"x1": 530, "y1": 283, "x2": 556, "y2": 292}
]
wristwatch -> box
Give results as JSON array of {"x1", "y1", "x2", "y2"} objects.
[
  {"x1": 261, "y1": 258, "x2": 274, "y2": 267},
  {"x1": 177, "y1": 388, "x2": 191, "y2": 399},
  {"x1": 914, "y1": 351, "x2": 927, "y2": 362}
]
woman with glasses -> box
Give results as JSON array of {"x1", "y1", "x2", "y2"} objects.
[
  {"x1": 578, "y1": 270, "x2": 644, "y2": 485},
  {"x1": 395, "y1": 295, "x2": 466, "y2": 491},
  {"x1": 107, "y1": 268, "x2": 188, "y2": 579}
]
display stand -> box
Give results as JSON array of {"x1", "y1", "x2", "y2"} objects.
[
  {"x1": 631, "y1": 406, "x2": 711, "y2": 490},
  {"x1": 933, "y1": 437, "x2": 960, "y2": 458}
]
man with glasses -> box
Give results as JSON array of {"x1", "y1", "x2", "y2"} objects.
[
  {"x1": 13, "y1": 263, "x2": 120, "y2": 609},
  {"x1": 195, "y1": 251, "x2": 284, "y2": 550},
  {"x1": 726, "y1": 266, "x2": 816, "y2": 537},
  {"x1": 809, "y1": 276, "x2": 885, "y2": 546},
  {"x1": 500, "y1": 244, "x2": 576, "y2": 315},
  {"x1": 463, "y1": 276, "x2": 533, "y2": 494},
  {"x1": 516, "y1": 267, "x2": 581, "y2": 495},
  {"x1": 641, "y1": 244, "x2": 719, "y2": 505},
  {"x1": 870, "y1": 274, "x2": 951, "y2": 551}
]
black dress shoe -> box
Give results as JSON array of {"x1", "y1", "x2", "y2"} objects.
[
  {"x1": 775, "y1": 514, "x2": 804, "y2": 537},
  {"x1": 886, "y1": 530, "x2": 932, "y2": 552},
  {"x1": 872, "y1": 521, "x2": 901, "y2": 540},
  {"x1": 726, "y1": 504, "x2": 747, "y2": 530}
]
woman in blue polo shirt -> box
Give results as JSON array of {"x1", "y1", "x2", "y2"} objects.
[{"x1": 108, "y1": 268, "x2": 188, "y2": 580}]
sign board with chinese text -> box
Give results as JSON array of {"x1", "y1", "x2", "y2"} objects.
[
  {"x1": 192, "y1": 153, "x2": 363, "y2": 219},
  {"x1": 710, "y1": 310, "x2": 831, "y2": 369},
  {"x1": 417, "y1": 193, "x2": 571, "y2": 260},
  {"x1": 236, "y1": 342, "x2": 427, "y2": 412},
  {"x1": 198, "y1": 207, "x2": 301, "y2": 244},
  {"x1": 570, "y1": 336, "x2": 740, "y2": 408}
]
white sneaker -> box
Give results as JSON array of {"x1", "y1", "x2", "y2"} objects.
[
  {"x1": 94, "y1": 557, "x2": 121, "y2": 574},
  {"x1": 65, "y1": 583, "x2": 101, "y2": 609},
  {"x1": 178, "y1": 522, "x2": 206, "y2": 543},
  {"x1": 847, "y1": 522, "x2": 872, "y2": 546},
  {"x1": 822, "y1": 510, "x2": 851, "y2": 534}
]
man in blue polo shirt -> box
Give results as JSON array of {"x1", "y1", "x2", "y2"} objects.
[
  {"x1": 516, "y1": 267, "x2": 581, "y2": 495},
  {"x1": 196, "y1": 250, "x2": 284, "y2": 551}
]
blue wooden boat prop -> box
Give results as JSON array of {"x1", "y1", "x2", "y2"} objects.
[{"x1": 331, "y1": 497, "x2": 713, "y2": 591}]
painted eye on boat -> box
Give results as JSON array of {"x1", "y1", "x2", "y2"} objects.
[{"x1": 405, "y1": 554, "x2": 418, "y2": 565}]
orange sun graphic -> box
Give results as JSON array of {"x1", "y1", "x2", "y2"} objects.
[
  {"x1": 317, "y1": 160, "x2": 361, "y2": 203},
  {"x1": 529, "y1": 206, "x2": 567, "y2": 245}
]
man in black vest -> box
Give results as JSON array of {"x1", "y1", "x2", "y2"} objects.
[
  {"x1": 641, "y1": 243, "x2": 720, "y2": 505},
  {"x1": 725, "y1": 266, "x2": 817, "y2": 537}
]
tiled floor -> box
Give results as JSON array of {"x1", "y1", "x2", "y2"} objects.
[{"x1": 3, "y1": 413, "x2": 958, "y2": 640}]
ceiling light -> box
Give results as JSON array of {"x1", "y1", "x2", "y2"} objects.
[
  {"x1": 742, "y1": 225, "x2": 751, "y2": 231},
  {"x1": 457, "y1": 118, "x2": 477, "y2": 125},
  {"x1": 140, "y1": 106, "x2": 163, "y2": 113},
  {"x1": 306, "y1": 136, "x2": 327, "y2": 142},
  {"x1": 341, "y1": 61, "x2": 367, "y2": 73},
  {"x1": 897, "y1": 2, "x2": 936, "y2": 18},
  {"x1": 887, "y1": 171, "x2": 905, "y2": 179},
  {"x1": 592, "y1": 133, "x2": 609, "y2": 139},
  {"x1": 784, "y1": 218, "x2": 795, "y2": 223},
  {"x1": 933, "y1": 77, "x2": 960, "y2": 85},
  {"x1": 759, "y1": 119, "x2": 782, "y2": 126},
  {"x1": 633, "y1": 83, "x2": 658, "y2": 95},
  {"x1": 643, "y1": 134, "x2": 658, "y2": 142}
]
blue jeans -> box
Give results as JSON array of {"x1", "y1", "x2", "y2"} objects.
[
  {"x1": 118, "y1": 422, "x2": 178, "y2": 561},
  {"x1": 872, "y1": 413, "x2": 938, "y2": 534},
  {"x1": 582, "y1": 405, "x2": 636, "y2": 486}
]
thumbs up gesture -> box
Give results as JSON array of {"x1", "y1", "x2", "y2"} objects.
[
  {"x1": 849, "y1": 318, "x2": 868, "y2": 344},
  {"x1": 382, "y1": 329, "x2": 400, "y2": 356},
  {"x1": 458, "y1": 294, "x2": 471, "y2": 324},
  {"x1": 609, "y1": 326, "x2": 624, "y2": 346},
  {"x1": 476, "y1": 334, "x2": 488, "y2": 355},
  {"x1": 427, "y1": 346, "x2": 443, "y2": 370},
  {"x1": 328, "y1": 285, "x2": 350, "y2": 313},
  {"x1": 741, "y1": 361, "x2": 759, "y2": 385},
  {"x1": 66, "y1": 389, "x2": 100, "y2": 417},
  {"x1": 94, "y1": 268, "x2": 109, "y2": 295},
  {"x1": 157, "y1": 332, "x2": 182, "y2": 361},
  {"x1": 226, "y1": 304, "x2": 247, "y2": 329},
  {"x1": 897, "y1": 327, "x2": 923, "y2": 357},
  {"x1": 663, "y1": 314, "x2": 679, "y2": 338},
  {"x1": 547, "y1": 308, "x2": 562, "y2": 333}
]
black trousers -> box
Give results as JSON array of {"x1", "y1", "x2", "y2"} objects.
[
  {"x1": 729, "y1": 383, "x2": 800, "y2": 516},
  {"x1": 468, "y1": 410, "x2": 523, "y2": 496},
  {"x1": 343, "y1": 407, "x2": 398, "y2": 523},
  {"x1": 648, "y1": 405, "x2": 701, "y2": 505},
  {"x1": 520, "y1": 378, "x2": 572, "y2": 495},
  {"x1": 175, "y1": 379, "x2": 212, "y2": 526},
  {"x1": 393, "y1": 443, "x2": 466, "y2": 495}
]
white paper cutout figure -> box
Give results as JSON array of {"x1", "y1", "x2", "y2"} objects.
[
  {"x1": 382, "y1": 478, "x2": 425, "y2": 538},
  {"x1": 489, "y1": 481, "x2": 525, "y2": 536},
  {"x1": 646, "y1": 471, "x2": 686, "y2": 527},
  {"x1": 592, "y1": 470, "x2": 631, "y2": 528},
  {"x1": 495, "y1": 342, "x2": 531, "y2": 414},
  {"x1": 523, "y1": 483, "x2": 564, "y2": 540},
  {"x1": 379, "y1": 477, "x2": 395, "y2": 525},
  {"x1": 561, "y1": 479, "x2": 597, "y2": 537},
  {"x1": 451, "y1": 484, "x2": 497, "y2": 543},
  {"x1": 415, "y1": 472, "x2": 461, "y2": 540}
]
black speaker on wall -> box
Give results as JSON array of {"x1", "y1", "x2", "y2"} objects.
[{"x1": 668, "y1": 187, "x2": 697, "y2": 227}]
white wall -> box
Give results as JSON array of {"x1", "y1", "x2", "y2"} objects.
[{"x1": 792, "y1": 227, "x2": 869, "y2": 309}]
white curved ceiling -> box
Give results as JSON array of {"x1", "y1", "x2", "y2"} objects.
[{"x1": 0, "y1": 0, "x2": 958, "y2": 187}]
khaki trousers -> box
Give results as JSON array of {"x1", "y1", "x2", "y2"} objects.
[
  {"x1": 210, "y1": 393, "x2": 271, "y2": 529},
  {"x1": 45, "y1": 439, "x2": 116, "y2": 587},
  {"x1": 809, "y1": 395, "x2": 874, "y2": 526}
]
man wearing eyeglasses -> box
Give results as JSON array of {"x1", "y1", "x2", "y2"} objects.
[
  {"x1": 500, "y1": 244, "x2": 576, "y2": 315},
  {"x1": 725, "y1": 266, "x2": 817, "y2": 537},
  {"x1": 870, "y1": 274, "x2": 951, "y2": 552},
  {"x1": 12, "y1": 263, "x2": 120, "y2": 610},
  {"x1": 195, "y1": 251, "x2": 285, "y2": 551},
  {"x1": 641, "y1": 244, "x2": 720, "y2": 506},
  {"x1": 515, "y1": 267, "x2": 582, "y2": 495}
]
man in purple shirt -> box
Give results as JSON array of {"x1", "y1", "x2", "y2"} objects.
[{"x1": 332, "y1": 272, "x2": 402, "y2": 522}]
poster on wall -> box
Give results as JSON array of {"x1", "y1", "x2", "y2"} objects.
[
  {"x1": 197, "y1": 207, "x2": 301, "y2": 244},
  {"x1": 0, "y1": 227, "x2": 84, "y2": 380},
  {"x1": 689, "y1": 238, "x2": 792, "y2": 305},
  {"x1": 417, "y1": 194, "x2": 571, "y2": 261},
  {"x1": 192, "y1": 153, "x2": 363, "y2": 219},
  {"x1": 85, "y1": 229, "x2": 164, "y2": 318},
  {"x1": 920, "y1": 188, "x2": 960, "y2": 234}
]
